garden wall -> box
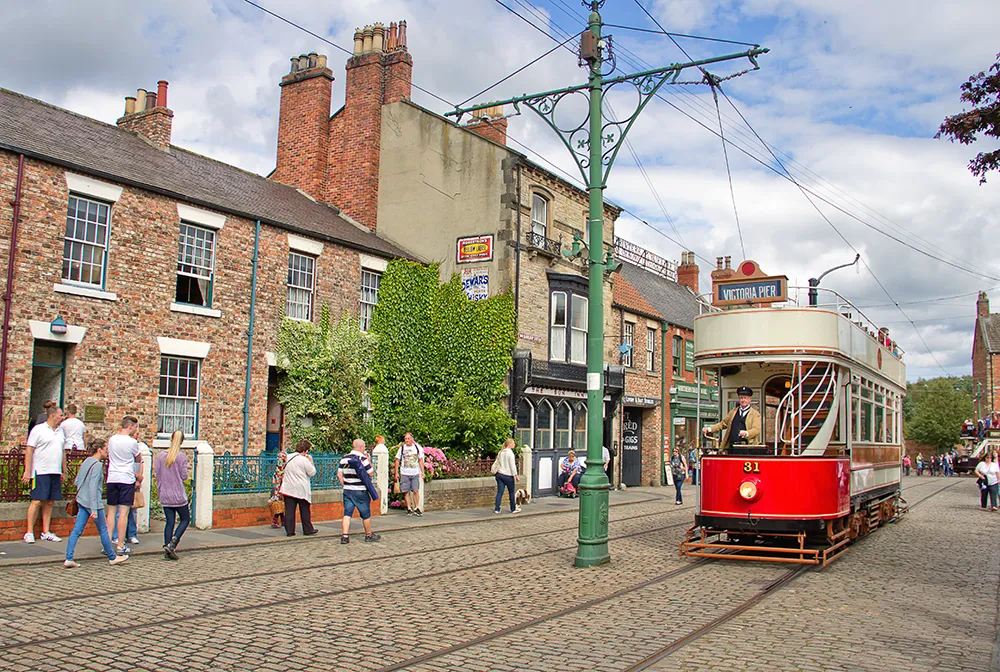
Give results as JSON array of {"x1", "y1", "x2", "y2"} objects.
[
  {"x1": 211, "y1": 489, "x2": 380, "y2": 529},
  {"x1": 424, "y1": 475, "x2": 525, "y2": 511}
]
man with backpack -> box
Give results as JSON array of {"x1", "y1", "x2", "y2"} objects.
[{"x1": 338, "y1": 438, "x2": 380, "y2": 544}]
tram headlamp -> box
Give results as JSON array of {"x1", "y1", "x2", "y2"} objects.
[{"x1": 739, "y1": 481, "x2": 757, "y2": 500}]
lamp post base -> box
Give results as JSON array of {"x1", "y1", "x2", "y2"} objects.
[{"x1": 575, "y1": 472, "x2": 611, "y2": 567}]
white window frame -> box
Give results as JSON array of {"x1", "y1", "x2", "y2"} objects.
[
  {"x1": 516, "y1": 399, "x2": 534, "y2": 449},
  {"x1": 176, "y1": 222, "x2": 216, "y2": 308},
  {"x1": 569, "y1": 295, "x2": 588, "y2": 365},
  {"x1": 646, "y1": 327, "x2": 656, "y2": 372},
  {"x1": 360, "y1": 269, "x2": 382, "y2": 332},
  {"x1": 623, "y1": 322, "x2": 635, "y2": 368},
  {"x1": 287, "y1": 252, "x2": 316, "y2": 321},
  {"x1": 531, "y1": 193, "x2": 548, "y2": 237},
  {"x1": 157, "y1": 355, "x2": 201, "y2": 439},
  {"x1": 555, "y1": 401, "x2": 572, "y2": 450},
  {"x1": 550, "y1": 291, "x2": 568, "y2": 362},
  {"x1": 62, "y1": 194, "x2": 112, "y2": 289}
]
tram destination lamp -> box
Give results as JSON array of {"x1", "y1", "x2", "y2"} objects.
[{"x1": 808, "y1": 254, "x2": 860, "y2": 306}]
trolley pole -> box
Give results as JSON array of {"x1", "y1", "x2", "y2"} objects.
[{"x1": 446, "y1": 1, "x2": 767, "y2": 567}]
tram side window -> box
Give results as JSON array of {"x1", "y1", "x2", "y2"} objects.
[
  {"x1": 874, "y1": 392, "x2": 886, "y2": 443},
  {"x1": 860, "y1": 386, "x2": 873, "y2": 442},
  {"x1": 851, "y1": 384, "x2": 860, "y2": 442}
]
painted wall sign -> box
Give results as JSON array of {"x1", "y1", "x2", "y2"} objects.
[
  {"x1": 456, "y1": 234, "x2": 494, "y2": 263},
  {"x1": 684, "y1": 340, "x2": 695, "y2": 371},
  {"x1": 716, "y1": 278, "x2": 788, "y2": 305},
  {"x1": 623, "y1": 395, "x2": 660, "y2": 407},
  {"x1": 518, "y1": 332, "x2": 544, "y2": 344},
  {"x1": 461, "y1": 267, "x2": 489, "y2": 301},
  {"x1": 523, "y1": 386, "x2": 612, "y2": 402}
]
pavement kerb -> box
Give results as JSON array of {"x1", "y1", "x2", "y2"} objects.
[{"x1": 0, "y1": 488, "x2": 683, "y2": 567}]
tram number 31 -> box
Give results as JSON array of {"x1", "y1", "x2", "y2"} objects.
[{"x1": 742, "y1": 461, "x2": 761, "y2": 474}]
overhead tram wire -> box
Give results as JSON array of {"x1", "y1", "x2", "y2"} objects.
[
  {"x1": 240, "y1": 0, "x2": 453, "y2": 108},
  {"x1": 633, "y1": 0, "x2": 953, "y2": 375},
  {"x1": 457, "y1": 33, "x2": 577, "y2": 108}
]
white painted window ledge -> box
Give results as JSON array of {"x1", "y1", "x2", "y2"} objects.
[
  {"x1": 53, "y1": 283, "x2": 118, "y2": 302},
  {"x1": 170, "y1": 303, "x2": 222, "y2": 318},
  {"x1": 152, "y1": 439, "x2": 201, "y2": 449}
]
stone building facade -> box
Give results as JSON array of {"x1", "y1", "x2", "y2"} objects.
[
  {"x1": 972, "y1": 291, "x2": 1000, "y2": 417},
  {"x1": 0, "y1": 83, "x2": 404, "y2": 452},
  {"x1": 269, "y1": 24, "x2": 626, "y2": 496}
]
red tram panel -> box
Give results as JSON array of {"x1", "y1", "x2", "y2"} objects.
[{"x1": 699, "y1": 456, "x2": 850, "y2": 520}]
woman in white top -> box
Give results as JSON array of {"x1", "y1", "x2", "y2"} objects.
[
  {"x1": 975, "y1": 452, "x2": 1000, "y2": 511},
  {"x1": 279, "y1": 439, "x2": 318, "y2": 537},
  {"x1": 493, "y1": 439, "x2": 520, "y2": 514}
]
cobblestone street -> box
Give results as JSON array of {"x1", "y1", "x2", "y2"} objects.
[{"x1": 0, "y1": 477, "x2": 991, "y2": 672}]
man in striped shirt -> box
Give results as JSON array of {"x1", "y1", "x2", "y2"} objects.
[{"x1": 337, "y1": 438, "x2": 380, "y2": 544}]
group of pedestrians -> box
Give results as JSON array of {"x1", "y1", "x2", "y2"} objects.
[
  {"x1": 906, "y1": 452, "x2": 955, "y2": 477},
  {"x1": 21, "y1": 403, "x2": 192, "y2": 569}
]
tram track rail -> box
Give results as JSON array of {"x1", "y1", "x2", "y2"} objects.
[{"x1": 370, "y1": 476, "x2": 963, "y2": 672}]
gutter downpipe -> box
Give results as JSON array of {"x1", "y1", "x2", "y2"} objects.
[
  {"x1": 510, "y1": 162, "x2": 523, "y2": 417},
  {"x1": 661, "y1": 323, "x2": 667, "y2": 486},
  {"x1": 242, "y1": 219, "x2": 261, "y2": 456},
  {"x1": 0, "y1": 154, "x2": 25, "y2": 441}
]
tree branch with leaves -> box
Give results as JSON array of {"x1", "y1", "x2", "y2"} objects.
[{"x1": 937, "y1": 52, "x2": 1000, "y2": 184}]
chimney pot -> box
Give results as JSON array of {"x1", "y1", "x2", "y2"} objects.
[
  {"x1": 298, "y1": 55, "x2": 310, "y2": 71},
  {"x1": 289, "y1": 56, "x2": 298, "y2": 73},
  {"x1": 398, "y1": 19, "x2": 407, "y2": 50},
  {"x1": 317, "y1": 54, "x2": 327, "y2": 69},
  {"x1": 353, "y1": 28, "x2": 364, "y2": 55},
  {"x1": 124, "y1": 96, "x2": 136, "y2": 115},
  {"x1": 372, "y1": 23, "x2": 384, "y2": 53},
  {"x1": 157, "y1": 80, "x2": 168, "y2": 108},
  {"x1": 135, "y1": 88, "x2": 147, "y2": 112},
  {"x1": 387, "y1": 21, "x2": 398, "y2": 50},
  {"x1": 716, "y1": 256, "x2": 723, "y2": 270},
  {"x1": 724, "y1": 255, "x2": 731, "y2": 270},
  {"x1": 362, "y1": 25, "x2": 373, "y2": 53},
  {"x1": 146, "y1": 92, "x2": 157, "y2": 110}
]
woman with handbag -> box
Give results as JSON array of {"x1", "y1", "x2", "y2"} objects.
[
  {"x1": 975, "y1": 452, "x2": 1000, "y2": 511},
  {"x1": 64, "y1": 439, "x2": 129, "y2": 568},
  {"x1": 268, "y1": 447, "x2": 287, "y2": 529},
  {"x1": 155, "y1": 429, "x2": 190, "y2": 560},
  {"x1": 281, "y1": 439, "x2": 318, "y2": 537},
  {"x1": 492, "y1": 439, "x2": 520, "y2": 514}
]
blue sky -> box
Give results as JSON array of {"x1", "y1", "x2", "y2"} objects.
[{"x1": 2, "y1": 0, "x2": 999, "y2": 382}]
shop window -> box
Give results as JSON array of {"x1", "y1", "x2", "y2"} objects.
[
  {"x1": 536, "y1": 399, "x2": 553, "y2": 450},
  {"x1": 516, "y1": 399, "x2": 533, "y2": 448},
  {"x1": 573, "y1": 402, "x2": 587, "y2": 449},
  {"x1": 555, "y1": 401, "x2": 572, "y2": 450}
]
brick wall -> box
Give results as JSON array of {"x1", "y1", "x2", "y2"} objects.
[
  {"x1": 425, "y1": 475, "x2": 525, "y2": 511},
  {"x1": 972, "y1": 325, "x2": 990, "y2": 414},
  {"x1": 0, "y1": 152, "x2": 366, "y2": 452},
  {"x1": 614, "y1": 308, "x2": 663, "y2": 487},
  {"x1": 272, "y1": 64, "x2": 334, "y2": 197},
  {"x1": 116, "y1": 107, "x2": 174, "y2": 150}
]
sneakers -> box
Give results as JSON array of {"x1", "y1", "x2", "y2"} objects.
[
  {"x1": 127, "y1": 536, "x2": 140, "y2": 545},
  {"x1": 341, "y1": 535, "x2": 350, "y2": 544},
  {"x1": 414, "y1": 509, "x2": 423, "y2": 517},
  {"x1": 40, "y1": 532, "x2": 62, "y2": 542},
  {"x1": 494, "y1": 509, "x2": 502, "y2": 514},
  {"x1": 512, "y1": 506, "x2": 522, "y2": 514},
  {"x1": 63, "y1": 560, "x2": 80, "y2": 569},
  {"x1": 116, "y1": 545, "x2": 133, "y2": 555},
  {"x1": 23, "y1": 532, "x2": 34, "y2": 544},
  {"x1": 163, "y1": 543, "x2": 178, "y2": 560},
  {"x1": 109, "y1": 555, "x2": 129, "y2": 566},
  {"x1": 406, "y1": 509, "x2": 414, "y2": 517},
  {"x1": 364, "y1": 533, "x2": 382, "y2": 543},
  {"x1": 675, "y1": 501, "x2": 683, "y2": 506}
]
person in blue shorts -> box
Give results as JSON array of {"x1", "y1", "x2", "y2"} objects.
[{"x1": 337, "y1": 438, "x2": 380, "y2": 544}]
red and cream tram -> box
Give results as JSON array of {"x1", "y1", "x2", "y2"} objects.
[{"x1": 680, "y1": 288, "x2": 906, "y2": 565}]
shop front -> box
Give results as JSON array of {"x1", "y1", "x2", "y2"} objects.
[{"x1": 669, "y1": 382, "x2": 719, "y2": 452}]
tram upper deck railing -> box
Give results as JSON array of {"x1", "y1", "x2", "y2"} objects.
[{"x1": 693, "y1": 287, "x2": 906, "y2": 388}]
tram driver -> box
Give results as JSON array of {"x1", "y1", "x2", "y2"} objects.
[{"x1": 703, "y1": 386, "x2": 761, "y2": 451}]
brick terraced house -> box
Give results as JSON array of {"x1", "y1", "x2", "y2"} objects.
[
  {"x1": 0, "y1": 81, "x2": 407, "y2": 453},
  {"x1": 972, "y1": 291, "x2": 1000, "y2": 417},
  {"x1": 270, "y1": 23, "x2": 629, "y2": 497},
  {"x1": 608, "y1": 248, "x2": 720, "y2": 486}
]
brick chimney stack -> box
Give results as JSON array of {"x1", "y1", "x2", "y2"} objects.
[
  {"x1": 273, "y1": 53, "x2": 333, "y2": 197},
  {"x1": 116, "y1": 80, "x2": 173, "y2": 150},
  {"x1": 465, "y1": 105, "x2": 508, "y2": 146},
  {"x1": 979, "y1": 291, "x2": 991, "y2": 318},
  {"x1": 710, "y1": 256, "x2": 735, "y2": 308},
  {"x1": 676, "y1": 251, "x2": 699, "y2": 295}
]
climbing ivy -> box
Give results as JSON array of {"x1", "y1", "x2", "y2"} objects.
[
  {"x1": 370, "y1": 260, "x2": 517, "y2": 455},
  {"x1": 275, "y1": 306, "x2": 375, "y2": 452}
]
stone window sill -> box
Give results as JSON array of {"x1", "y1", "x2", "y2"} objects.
[
  {"x1": 53, "y1": 283, "x2": 118, "y2": 302},
  {"x1": 152, "y1": 438, "x2": 201, "y2": 449},
  {"x1": 170, "y1": 303, "x2": 222, "y2": 318}
]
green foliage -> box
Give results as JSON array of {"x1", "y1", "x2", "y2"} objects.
[
  {"x1": 905, "y1": 376, "x2": 975, "y2": 451},
  {"x1": 937, "y1": 52, "x2": 1000, "y2": 184},
  {"x1": 275, "y1": 306, "x2": 375, "y2": 452},
  {"x1": 370, "y1": 261, "x2": 517, "y2": 454}
]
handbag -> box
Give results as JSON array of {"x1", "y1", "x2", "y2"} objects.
[
  {"x1": 131, "y1": 486, "x2": 145, "y2": 509},
  {"x1": 268, "y1": 498, "x2": 285, "y2": 515},
  {"x1": 66, "y1": 460, "x2": 99, "y2": 516},
  {"x1": 392, "y1": 480, "x2": 401, "y2": 495},
  {"x1": 490, "y1": 456, "x2": 501, "y2": 475}
]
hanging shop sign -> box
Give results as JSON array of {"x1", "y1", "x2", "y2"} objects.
[
  {"x1": 456, "y1": 234, "x2": 494, "y2": 263},
  {"x1": 714, "y1": 259, "x2": 788, "y2": 307},
  {"x1": 623, "y1": 395, "x2": 659, "y2": 408},
  {"x1": 461, "y1": 267, "x2": 489, "y2": 301}
]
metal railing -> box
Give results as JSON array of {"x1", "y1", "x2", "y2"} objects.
[
  {"x1": 613, "y1": 236, "x2": 677, "y2": 281},
  {"x1": 213, "y1": 451, "x2": 379, "y2": 494},
  {"x1": 0, "y1": 447, "x2": 105, "y2": 502},
  {"x1": 525, "y1": 230, "x2": 562, "y2": 256},
  {"x1": 433, "y1": 457, "x2": 495, "y2": 480}
]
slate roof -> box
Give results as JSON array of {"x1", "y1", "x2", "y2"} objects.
[
  {"x1": 0, "y1": 88, "x2": 408, "y2": 259},
  {"x1": 612, "y1": 273, "x2": 663, "y2": 321},
  {"x1": 980, "y1": 315, "x2": 1000, "y2": 353},
  {"x1": 618, "y1": 261, "x2": 705, "y2": 330}
]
